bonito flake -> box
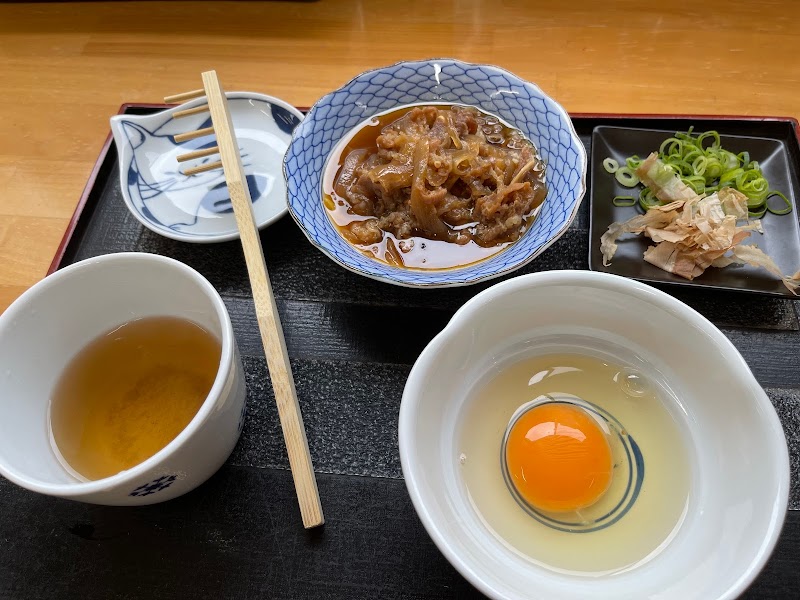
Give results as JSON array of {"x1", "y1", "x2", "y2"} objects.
[{"x1": 601, "y1": 154, "x2": 800, "y2": 294}]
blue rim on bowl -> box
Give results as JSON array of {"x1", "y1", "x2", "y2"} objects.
[
  {"x1": 283, "y1": 59, "x2": 588, "y2": 287},
  {"x1": 111, "y1": 91, "x2": 304, "y2": 243},
  {"x1": 398, "y1": 270, "x2": 789, "y2": 599}
]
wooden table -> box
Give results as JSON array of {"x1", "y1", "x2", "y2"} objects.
[
  {"x1": 1, "y1": 0, "x2": 799, "y2": 312},
  {"x1": 1, "y1": 3, "x2": 799, "y2": 599}
]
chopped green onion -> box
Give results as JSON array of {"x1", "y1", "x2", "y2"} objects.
[
  {"x1": 683, "y1": 148, "x2": 703, "y2": 164},
  {"x1": 604, "y1": 128, "x2": 791, "y2": 217},
  {"x1": 719, "y1": 167, "x2": 743, "y2": 188},
  {"x1": 659, "y1": 137, "x2": 683, "y2": 158},
  {"x1": 766, "y1": 191, "x2": 792, "y2": 215},
  {"x1": 691, "y1": 155, "x2": 707, "y2": 176},
  {"x1": 603, "y1": 158, "x2": 619, "y2": 174},
  {"x1": 719, "y1": 150, "x2": 739, "y2": 171},
  {"x1": 703, "y1": 157, "x2": 723, "y2": 183},
  {"x1": 696, "y1": 130, "x2": 720, "y2": 150},
  {"x1": 638, "y1": 188, "x2": 660, "y2": 212},
  {"x1": 615, "y1": 167, "x2": 639, "y2": 187},
  {"x1": 749, "y1": 205, "x2": 768, "y2": 219},
  {"x1": 682, "y1": 175, "x2": 706, "y2": 195},
  {"x1": 671, "y1": 159, "x2": 693, "y2": 177},
  {"x1": 613, "y1": 195, "x2": 636, "y2": 207},
  {"x1": 625, "y1": 155, "x2": 642, "y2": 170}
]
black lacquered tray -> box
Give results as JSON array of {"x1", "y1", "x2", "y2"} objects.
[{"x1": 2, "y1": 107, "x2": 799, "y2": 600}]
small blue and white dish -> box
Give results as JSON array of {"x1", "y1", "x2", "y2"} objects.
[
  {"x1": 283, "y1": 59, "x2": 587, "y2": 287},
  {"x1": 111, "y1": 92, "x2": 304, "y2": 243}
]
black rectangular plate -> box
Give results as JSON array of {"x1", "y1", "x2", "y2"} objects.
[
  {"x1": 589, "y1": 125, "x2": 800, "y2": 297},
  {"x1": 4, "y1": 108, "x2": 799, "y2": 600}
]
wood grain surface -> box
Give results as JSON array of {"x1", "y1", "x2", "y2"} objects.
[
  {"x1": 2, "y1": 0, "x2": 800, "y2": 311},
  {"x1": 2, "y1": 4, "x2": 800, "y2": 598}
]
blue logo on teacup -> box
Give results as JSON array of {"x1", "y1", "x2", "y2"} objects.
[{"x1": 129, "y1": 474, "x2": 178, "y2": 497}]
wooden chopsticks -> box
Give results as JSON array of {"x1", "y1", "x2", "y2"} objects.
[
  {"x1": 173, "y1": 126, "x2": 215, "y2": 143},
  {"x1": 163, "y1": 88, "x2": 206, "y2": 104},
  {"x1": 167, "y1": 72, "x2": 324, "y2": 529}
]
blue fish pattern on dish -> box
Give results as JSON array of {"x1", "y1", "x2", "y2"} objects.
[
  {"x1": 272, "y1": 104, "x2": 301, "y2": 135},
  {"x1": 111, "y1": 93, "x2": 304, "y2": 242},
  {"x1": 118, "y1": 120, "x2": 257, "y2": 232},
  {"x1": 200, "y1": 175, "x2": 268, "y2": 215}
]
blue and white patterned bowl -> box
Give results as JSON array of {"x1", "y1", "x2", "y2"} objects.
[
  {"x1": 283, "y1": 59, "x2": 587, "y2": 287},
  {"x1": 111, "y1": 92, "x2": 304, "y2": 243}
]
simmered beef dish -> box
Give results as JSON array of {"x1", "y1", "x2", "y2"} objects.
[{"x1": 326, "y1": 105, "x2": 547, "y2": 269}]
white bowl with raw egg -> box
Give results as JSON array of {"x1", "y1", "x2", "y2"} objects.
[{"x1": 399, "y1": 270, "x2": 789, "y2": 600}]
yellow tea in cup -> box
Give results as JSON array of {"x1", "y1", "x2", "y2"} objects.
[{"x1": 49, "y1": 316, "x2": 221, "y2": 481}]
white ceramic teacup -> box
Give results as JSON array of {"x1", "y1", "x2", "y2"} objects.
[{"x1": 0, "y1": 252, "x2": 246, "y2": 505}]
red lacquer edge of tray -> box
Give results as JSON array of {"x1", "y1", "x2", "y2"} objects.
[
  {"x1": 46, "y1": 107, "x2": 800, "y2": 276},
  {"x1": 46, "y1": 104, "x2": 176, "y2": 275}
]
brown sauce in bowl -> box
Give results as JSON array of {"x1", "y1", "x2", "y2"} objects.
[{"x1": 322, "y1": 104, "x2": 547, "y2": 270}]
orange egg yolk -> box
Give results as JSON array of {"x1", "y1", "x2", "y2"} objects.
[{"x1": 505, "y1": 404, "x2": 613, "y2": 513}]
